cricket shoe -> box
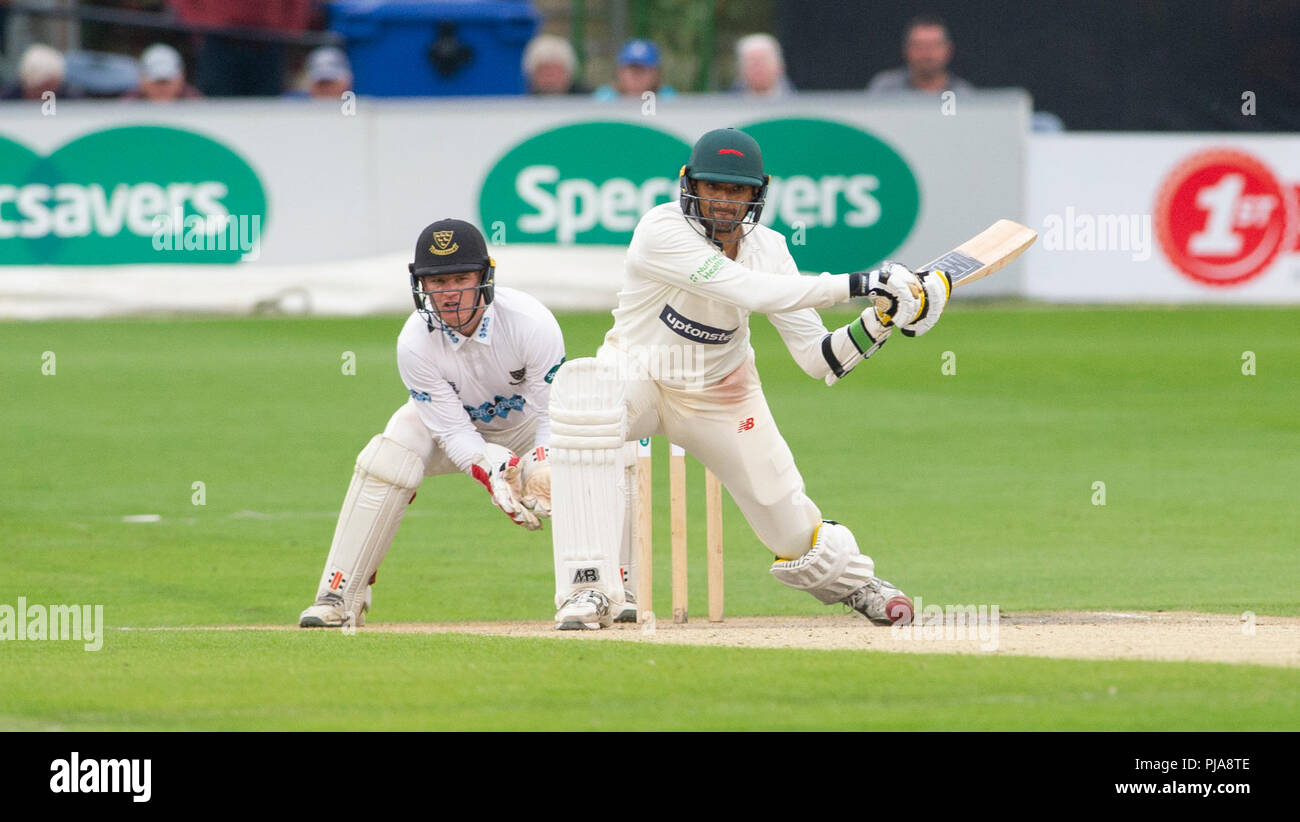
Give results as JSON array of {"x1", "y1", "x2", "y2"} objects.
[
  {"x1": 843, "y1": 578, "x2": 913, "y2": 626},
  {"x1": 613, "y1": 589, "x2": 638, "y2": 623},
  {"x1": 298, "y1": 586, "x2": 371, "y2": 628},
  {"x1": 555, "y1": 589, "x2": 613, "y2": 631}
]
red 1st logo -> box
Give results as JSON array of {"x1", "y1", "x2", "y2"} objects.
[{"x1": 1155, "y1": 148, "x2": 1298, "y2": 286}]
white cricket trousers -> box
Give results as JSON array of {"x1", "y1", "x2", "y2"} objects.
[{"x1": 606, "y1": 344, "x2": 823, "y2": 560}]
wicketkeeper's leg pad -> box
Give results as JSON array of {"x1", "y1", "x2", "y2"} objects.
[
  {"x1": 315, "y1": 434, "x2": 426, "y2": 619},
  {"x1": 769, "y1": 521, "x2": 875, "y2": 605},
  {"x1": 549, "y1": 357, "x2": 628, "y2": 609}
]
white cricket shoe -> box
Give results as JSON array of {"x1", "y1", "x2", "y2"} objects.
[
  {"x1": 843, "y1": 578, "x2": 913, "y2": 626},
  {"x1": 613, "y1": 589, "x2": 638, "y2": 623},
  {"x1": 298, "y1": 586, "x2": 372, "y2": 628},
  {"x1": 556, "y1": 589, "x2": 613, "y2": 631}
]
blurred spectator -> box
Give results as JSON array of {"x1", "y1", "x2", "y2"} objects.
[
  {"x1": 593, "y1": 39, "x2": 676, "y2": 101},
  {"x1": 523, "y1": 34, "x2": 587, "y2": 95},
  {"x1": 1, "y1": 43, "x2": 81, "y2": 100},
  {"x1": 731, "y1": 33, "x2": 794, "y2": 97},
  {"x1": 65, "y1": 50, "x2": 141, "y2": 98},
  {"x1": 124, "y1": 44, "x2": 203, "y2": 102},
  {"x1": 303, "y1": 46, "x2": 352, "y2": 98},
  {"x1": 867, "y1": 16, "x2": 973, "y2": 95}
]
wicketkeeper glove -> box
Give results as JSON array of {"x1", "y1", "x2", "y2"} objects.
[
  {"x1": 898, "y1": 268, "x2": 952, "y2": 337},
  {"x1": 506, "y1": 446, "x2": 551, "y2": 518},
  {"x1": 472, "y1": 444, "x2": 542, "y2": 531}
]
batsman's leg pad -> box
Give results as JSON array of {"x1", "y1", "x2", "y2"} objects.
[
  {"x1": 315, "y1": 434, "x2": 426, "y2": 620},
  {"x1": 769, "y1": 521, "x2": 875, "y2": 605},
  {"x1": 549, "y1": 358, "x2": 628, "y2": 609}
]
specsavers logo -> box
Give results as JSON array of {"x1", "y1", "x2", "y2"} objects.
[
  {"x1": 0, "y1": 125, "x2": 267, "y2": 265},
  {"x1": 479, "y1": 121, "x2": 690, "y2": 244},
  {"x1": 477, "y1": 119, "x2": 919, "y2": 273},
  {"x1": 739, "y1": 118, "x2": 920, "y2": 273}
]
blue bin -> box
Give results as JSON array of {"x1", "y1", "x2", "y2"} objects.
[{"x1": 329, "y1": 1, "x2": 541, "y2": 97}]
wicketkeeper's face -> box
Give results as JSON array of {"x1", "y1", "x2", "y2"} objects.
[
  {"x1": 695, "y1": 180, "x2": 757, "y2": 240},
  {"x1": 419, "y1": 271, "x2": 485, "y2": 333}
]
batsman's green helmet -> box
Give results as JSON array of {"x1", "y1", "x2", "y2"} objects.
[
  {"x1": 679, "y1": 128, "x2": 770, "y2": 243},
  {"x1": 683, "y1": 127, "x2": 767, "y2": 187}
]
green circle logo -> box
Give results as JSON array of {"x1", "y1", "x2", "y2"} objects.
[
  {"x1": 479, "y1": 122, "x2": 691, "y2": 245},
  {"x1": 0, "y1": 125, "x2": 268, "y2": 265},
  {"x1": 740, "y1": 118, "x2": 919, "y2": 272}
]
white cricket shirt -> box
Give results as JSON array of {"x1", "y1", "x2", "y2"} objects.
[
  {"x1": 605, "y1": 202, "x2": 854, "y2": 386},
  {"x1": 396, "y1": 286, "x2": 566, "y2": 474}
]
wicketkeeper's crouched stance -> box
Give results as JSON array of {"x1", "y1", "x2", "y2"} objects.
[
  {"x1": 300, "y1": 219, "x2": 565, "y2": 628},
  {"x1": 550, "y1": 128, "x2": 951, "y2": 630}
]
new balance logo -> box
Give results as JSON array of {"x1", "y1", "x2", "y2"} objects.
[
  {"x1": 572, "y1": 568, "x2": 600, "y2": 584},
  {"x1": 738, "y1": 417, "x2": 755, "y2": 432}
]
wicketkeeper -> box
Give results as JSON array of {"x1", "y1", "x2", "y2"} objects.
[
  {"x1": 549, "y1": 128, "x2": 950, "y2": 629},
  {"x1": 299, "y1": 219, "x2": 565, "y2": 628}
]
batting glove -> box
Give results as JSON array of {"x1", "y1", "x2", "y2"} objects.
[
  {"x1": 899, "y1": 269, "x2": 952, "y2": 337},
  {"x1": 849, "y1": 261, "x2": 925, "y2": 327}
]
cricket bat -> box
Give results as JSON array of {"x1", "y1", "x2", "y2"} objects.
[{"x1": 873, "y1": 219, "x2": 1037, "y2": 315}]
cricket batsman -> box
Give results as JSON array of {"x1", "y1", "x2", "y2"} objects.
[
  {"x1": 549, "y1": 128, "x2": 950, "y2": 630},
  {"x1": 299, "y1": 218, "x2": 565, "y2": 628}
]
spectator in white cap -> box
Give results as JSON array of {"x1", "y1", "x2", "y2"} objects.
[
  {"x1": 305, "y1": 46, "x2": 353, "y2": 99},
  {"x1": 522, "y1": 33, "x2": 587, "y2": 95},
  {"x1": 730, "y1": 33, "x2": 794, "y2": 97},
  {"x1": 125, "y1": 43, "x2": 203, "y2": 101},
  {"x1": 1, "y1": 43, "x2": 80, "y2": 100},
  {"x1": 593, "y1": 38, "x2": 676, "y2": 101}
]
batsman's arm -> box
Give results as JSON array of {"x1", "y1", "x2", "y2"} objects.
[
  {"x1": 766, "y1": 247, "x2": 838, "y2": 380},
  {"x1": 768, "y1": 252, "x2": 894, "y2": 384},
  {"x1": 817, "y1": 308, "x2": 893, "y2": 386},
  {"x1": 629, "y1": 211, "x2": 852, "y2": 314}
]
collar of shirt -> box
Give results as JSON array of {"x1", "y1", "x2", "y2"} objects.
[
  {"x1": 733, "y1": 229, "x2": 758, "y2": 264},
  {"x1": 439, "y1": 303, "x2": 496, "y2": 349}
]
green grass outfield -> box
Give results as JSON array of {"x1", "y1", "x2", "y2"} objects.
[{"x1": 2, "y1": 304, "x2": 1298, "y2": 730}]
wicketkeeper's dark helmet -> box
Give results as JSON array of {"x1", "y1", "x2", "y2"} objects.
[
  {"x1": 408, "y1": 218, "x2": 495, "y2": 333},
  {"x1": 679, "y1": 127, "x2": 770, "y2": 244}
]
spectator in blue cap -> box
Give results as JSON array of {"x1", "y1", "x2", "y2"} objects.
[{"x1": 593, "y1": 39, "x2": 675, "y2": 101}]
